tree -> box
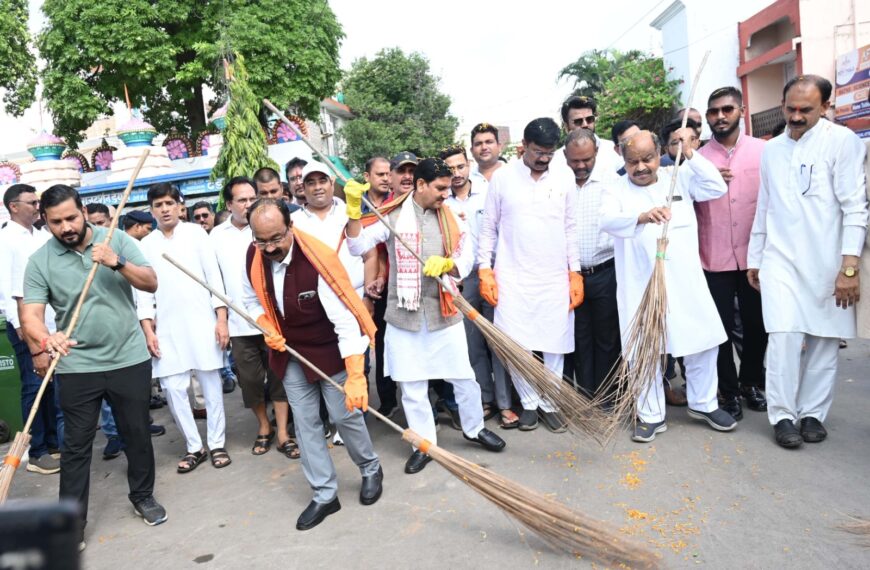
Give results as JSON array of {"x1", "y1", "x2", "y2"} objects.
[
  {"x1": 340, "y1": 48, "x2": 458, "y2": 172},
  {"x1": 558, "y1": 49, "x2": 645, "y2": 98},
  {"x1": 595, "y1": 56, "x2": 681, "y2": 139},
  {"x1": 34, "y1": 0, "x2": 343, "y2": 146},
  {"x1": 0, "y1": 0, "x2": 37, "y2": 116},
  {"x1": 211, "y1": 54, "x2": 278, "y2": 211}
]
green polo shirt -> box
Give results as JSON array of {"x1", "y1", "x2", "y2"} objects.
[{"x1": 24, "y1": 224, "x2": 151, "y2": 373}]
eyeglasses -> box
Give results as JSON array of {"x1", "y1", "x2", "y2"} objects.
[
  {"x1": 706, "y1": 105, "x2": 740, "y2": 116},
  {"x1": 668, "y1": 136, "x2": 699, "y2": 148},
  {"x1": 11, "y1": 199, "x2": 39, "y2": 207},
  {"x1": 526, "y1": 147, "x2": 557, "y2": 159},
  {"x1": 253, "y1": 228, "x2": 289, "y2": 248},
  {"x1": 571, "y1": 116, "x2": 596, "y2": 126},
  {"x1": 288, "y1": 176, "x2": 303, "y2": 183}
]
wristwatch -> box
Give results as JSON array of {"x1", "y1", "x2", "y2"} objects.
[
  {"x1": 841, "y1": 265, "x2": 858, "y2": 278},
  {"x1": 112, "y1": 255, "x2": 127, "y2": 271}
]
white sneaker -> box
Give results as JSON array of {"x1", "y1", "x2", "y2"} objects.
[{"x1": 332, "y1": 432, "x2": 344, "y2": 446}]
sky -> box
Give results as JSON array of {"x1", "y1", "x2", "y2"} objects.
[{"x1": 0, "y1": 0, "x2": 669, "y2": 155}]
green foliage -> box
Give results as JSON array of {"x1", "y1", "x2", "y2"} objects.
[
  {"x1": 211, "y1": 54, "x2": 278, "y2": 211},
  {"x1": 558, "y1": 49, "x2": 646, "y2": 98},
  {"x1": 340, "y1": 48, "x2": 458, "y2": 172},
  {"x1": 0, "y1": 0, "x2": 38, "y2": 115},
  {"x1": 596, "y1": 56, "x2": 681, "y2": 139},
  {"x1": 35, "y1": 0, "x2": 343, "y2": 146}
]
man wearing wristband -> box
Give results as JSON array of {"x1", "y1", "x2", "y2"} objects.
[{"x1": 20, "y1": 185, "x2": 166, "y2": 546}]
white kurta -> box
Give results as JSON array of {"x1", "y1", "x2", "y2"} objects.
[
  {"x1": 0, "y1": 221, "x2": 56, "y2": 331},
  {"x1": 137, "y1": 222, "x2": 227, "y2": 377},
  {"x1": 477, "y1": 159, "x2": 580, "y2": 354},
  {"x1": 600, "y1": 153, "x2": 728, "y2": 357},
  {"x1": 747, "y1": 120, "x2": 868, "y2": 338},
  {"x1": 209, "y1": 220, "x2": 260, "y2": 337}
]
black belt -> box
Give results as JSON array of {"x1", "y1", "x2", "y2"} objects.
[{"x1": 580, "y1": 258, "x2": 614, "y2": 276}]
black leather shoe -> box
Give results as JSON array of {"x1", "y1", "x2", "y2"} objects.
[
  {"x1": 773, "y1": 419, "x2": 802, "y2": 449},
  {"x1": 799, "y1": 417, "x2": 827, "y2": 443},
  {"x1": 463, "y1": 427, "x2": 506, "y2": 452},
  {"x1": 741, "y1": 386, "x2": 767, "y2": 412},
  {"x1": 360, "y1": 466, "x2": 383, "y2": 505},
  {"x1": 296, "y1": 497, "x2": 341, "y2": 531},
  {"x1": 404, "y1": 450, "x2": 432, "y2": 474},
  {"x1": 721, "y1": 396, "x2": 743, "y2": 421}
]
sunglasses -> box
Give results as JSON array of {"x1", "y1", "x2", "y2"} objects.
[
  {"x1": 706, "y1": 105, "x2": 740, "y2": 116},
  {"x1": 571, "y1": 116, "x2": 596, "y2": 126},
  {"x1": 193, "y1": 213, "x2": 211, "y2": 221}
]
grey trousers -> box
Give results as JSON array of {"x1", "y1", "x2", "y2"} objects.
[
  {"x1": 282, "y1": 358, "x2": 380, "y2": 503},
  {"x1": 462, "y1": 271, "x2": 512, "y2": 409}
]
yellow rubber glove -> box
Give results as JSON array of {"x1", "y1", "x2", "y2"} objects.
[
  {"x1": 478, "y1": 268, "x2": 498, "y2": 306},
  {"x1": 343, "y1": 354, "x2": 368, "y2": 412},
  {"x1": 344, "y1": 180, "x2": 369, "y2": 220},
  {"x1": 569, "y1": 272, "x2": 585, "y2": 310},
  {"x1": 257, "y1": 315, "x2": 286, "y2": 352},
  {"x1": 423, "y1": 255, "x2": 455, "y2": 277}
]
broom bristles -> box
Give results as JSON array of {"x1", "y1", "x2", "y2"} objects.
[
  {"x1": 0, "y1": 432, "x2": 33, "y2": 502},
  {"x1": 402, "y1": 429, "x2": 659, "y2": 568},
  {"x1": 452, "y1": 295, "x2": 612, "y2": 446},
  {"x1": 839, "y1": 517, "x2": 870, "y2": 544}
]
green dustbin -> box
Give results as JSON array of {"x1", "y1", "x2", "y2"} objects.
[{"x1": 0, "y1": 314, "x2": 24, "y2": 441}]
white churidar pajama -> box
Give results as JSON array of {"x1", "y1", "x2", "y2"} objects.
[{"x1": 162, "y1": 369, "x2": 225, "y2": 452}]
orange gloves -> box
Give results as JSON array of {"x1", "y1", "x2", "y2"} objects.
[
  {"x1": 257, "y1": 315, "x2": 286, "y2": 352},
  {"x1": 569, "y1": 272, "x2": 585, "y2": 310},
  {"x1": 478, "y1": 268, "x2": 498, "y2": 306},
  {"x1": 344, "y1": 354, "x2": 368, "y2": 412}
]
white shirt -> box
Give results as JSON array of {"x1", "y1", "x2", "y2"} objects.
[
  {"x1": 445, "y1": 177, "x2": 488, "y2": 270},
  {"x1": 551, "y1": 134, "x2": 621, "y2": 177},
  {"x1": 0, "y1": 221, "x2": 56, "y2": 331},
  {"x1": 575, "y1": 165, "x2": 618, "y2": 267},
  {"x1": 210, "y1": 219, "x2": 260, "y2": 337},
  {"x1": 241, "y1": 245, "x2": 369, "y2": 358},
  {"x1": 136, "y1": 222, "x2": 227, "y2": 376},
  {"x1": 291, "y1": 197, "x2": 366, "y2": 298},
  {"x1": 748, "y1": 120, "x2": 868, "y2": 337}
]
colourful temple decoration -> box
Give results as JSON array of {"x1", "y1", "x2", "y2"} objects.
[
  {"x1": 163, "y1": 132, "x2": 193, "y2": 160},
  {"x1": 196, "y1": 127, "x2": 218, "y2": 156},
  {"x1": 27, "y1": 132, "x2": 67, "y2": 161},
  {"x1": 0, "y1": 161, "x2": 21, "y2": 184},
  {"x1": 117, "y1": 117, "x2": 158, "y2": 147},
  {"x1": 210, "y1": 102, "x2": 228, "y2": 131},
  {"x1": 272, "y1": 115, "x2": 309, "y2": 143},
  {"x1": 62, "y1": 150, "x2": 91, "y2": 173},
  {"x1": 91, "y1": 138, "x2": 117, "y2": 171}
]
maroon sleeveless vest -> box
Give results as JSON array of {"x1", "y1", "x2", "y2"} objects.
[{"x1": 246, "y1": 244, "x2": 344, "y2": 382}]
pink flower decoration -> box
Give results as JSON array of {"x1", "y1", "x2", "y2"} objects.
[{"x1": 94, "y1": 150, "x2": 113, "y2": 171}]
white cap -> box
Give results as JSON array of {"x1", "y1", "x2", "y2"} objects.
[{"x1": 300, "y1": 160, "x2": 333, "y2": 182}]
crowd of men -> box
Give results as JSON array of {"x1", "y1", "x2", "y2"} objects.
[{"x1": 0, "y1": 73, "x2": 866, "y2": 545}]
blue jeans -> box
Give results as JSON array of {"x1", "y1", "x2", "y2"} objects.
[
  {"x1": 101, "y1": 399, "x2": 119, "y2": 438},
  {"x1": 7, "y1": 323, "x2": 62, "y2": 457}
]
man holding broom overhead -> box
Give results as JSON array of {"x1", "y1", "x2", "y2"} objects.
[
  {"x1": 600, "y1": 130, "x2": 737, "y2": 442},
  {"x1": 242, "y1": 198, "x2": 383, "y2": 530},
  {"x1": 345, "y1": 158, "x2": 506, "y2": 475},
  {"x1": 20, "y1": 185, "x2": 166, "y2": 543}
]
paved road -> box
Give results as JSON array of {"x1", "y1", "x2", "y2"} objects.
[{"x1": 5, "y1": 341, "x2": 870, "y2": 568}]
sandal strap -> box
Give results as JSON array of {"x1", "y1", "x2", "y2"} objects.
[{"x1": 210, "y1": 447, "x2": 229, "y2": 458}]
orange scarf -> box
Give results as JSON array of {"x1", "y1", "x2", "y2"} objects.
[
  {"x1": 360, "y1": 191, "x2": 461, "y2": 317},
  {"x1": 249, "y1": 227, "x2": 376, "y2": 346}
]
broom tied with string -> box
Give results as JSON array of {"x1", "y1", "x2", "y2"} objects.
[
  {"x1": 0, "y1": 149, "x2": 151, "y2": 502},
  {"x1": 594, "y1": 52, "x2": 711, "y2": 440},
  {"x1": 261, "y1": 99, "x2": 610, "y2": 444},
  {"x1": 161, "y1": 252, "x2": 658, "y2": 568}
]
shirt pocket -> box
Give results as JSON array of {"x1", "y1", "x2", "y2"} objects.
[
  {"x1": 668, "y1": 198, "x2": 693, "y2": 229},
  {"x1": 803, "y1": 163, "x2": 833, "y2": 201}
]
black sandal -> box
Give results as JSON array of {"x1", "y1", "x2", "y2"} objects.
[
  {"x1": 177, "y1": 449, "x2": 207, "y2": 473},
  {"x1": 277, "y1": 439, "x2": 300, "y2": 459},
  {"x1": 252, "y1": 431, "x2": 275, "y2": 455},
  {"x1": 210, "y1": 448, "x2": 232, "y2": 469},
  {"x1": 482, "y1": 403, "x2": 499, "y2": 421}
]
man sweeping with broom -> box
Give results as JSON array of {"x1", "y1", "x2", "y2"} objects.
[
  {"x1": 345, "y1": 157, "x2": 506, "y2": 475},
  {"x1": 600, "y1": 130, "x2": 737, "y2": 442}
]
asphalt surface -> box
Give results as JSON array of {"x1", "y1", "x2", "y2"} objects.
[{"x1": 4, "y1": 341, "x2": 870, "y2": 569}]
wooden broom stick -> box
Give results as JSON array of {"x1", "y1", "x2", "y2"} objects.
[{"x1": 0, "y1": 149, "x2": 150, "y2": 502}]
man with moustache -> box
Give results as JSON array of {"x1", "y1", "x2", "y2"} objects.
[
  {"x1": 137, "y1": 182, "x2": 231, "y2": 472},
  {"x1": 390, "y1": 152, "x2": 418, "y2": 196},
  {"x1": 21, "y1": 185, "x2": 165, "y2": 542},
  {"x1": 697, "y1": 86, "x2": 768, "y2": 421},
  {"x1": 469, "y1": 123, "x2": 504, "y2": 182},
  {"x1": 255, "y1": 167, "x2": 301, "y2": 212},
  {"x1": 122, "y1": 210, "x2": 154, "y2": 240},
  {"x1": 551, "y1": 96, "x2": 619, "y2": 175},
  {"x1": 285, "y1": 157, "x2": 309, "y2": 207},
  {"x1": 661, "y1": 119, "x2": 702, "y2": 165},
  {"x1": 561, "y1": 129, "x2": 622, "y2": 399},
  {"x1": 191, "y1": 201, "x2": 216, "y2": 233},
  {"x1": 362, "y1": 156, "x2": 392, "y2": 212},
  {"x1": 478, "y1": 118, "x2": 584, "y2": 432},
  {"x1": 243, "y1": 198, "x2": 382, "y2": 529},
  {"x1": 611, "y1": 120, "x2": 640, "y2": 176},
  {"x1": 748, "y1": 75, "x2": 868, "y2": 448},
  {"x1": 600, "y1": 130, "x2": 737, "y2": 442}
]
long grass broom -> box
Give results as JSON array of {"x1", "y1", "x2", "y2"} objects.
[
  {"x1": 162, "y1": 252, "x2": 658, "y2": 568},
  {"x1": 594, "y1": 52, "x2": 711, "y2": 441},
  {"x1": 0, "y1": 150, "x2": 151, "y2": 502},
  {"x1": 262, "y1": 99, "x2": 610, "y2": 444}
]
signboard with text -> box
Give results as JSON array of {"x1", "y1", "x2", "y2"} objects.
[{"x1": 835, "y1": 43, "x2": 870, "y2": 139}]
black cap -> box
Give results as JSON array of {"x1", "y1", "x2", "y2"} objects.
[
  {"x1": 125, "y1": 210, "x2": 154, "y2": 224},
  {"x1": 390, "y1": 151, "x2": 418, "y2": 170}
]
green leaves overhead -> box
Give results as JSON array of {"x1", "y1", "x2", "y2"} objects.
[{"x1": 0, "y1": 0, "x2": 38, "y2": 116}]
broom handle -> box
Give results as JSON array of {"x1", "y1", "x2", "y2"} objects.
[
  {"x1": 660, "y1": 50, "x2": 710, "y2": 239},
  {"x1": 19, "y1": 150, "x2": 151, "y2": 435},
  {"x1": 262, "y1": 99, "x2": 453, "y2": 290},
  {"x1": 161, "y1": 253, "x2": 407, "y2": 436}
]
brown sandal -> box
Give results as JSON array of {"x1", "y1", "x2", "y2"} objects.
[
  {"x1": 277, "y1": 439, "x2": 301, "y2": 459},
  {"x1": 498, "y1": 410, "x2": 519, "y2": 430},
  {"x1": 177, "y1": 449, "x2": 207, "y2": 473},
  {"x1": 210, "y1": 448, "x2": 232, "y2": 468}
]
